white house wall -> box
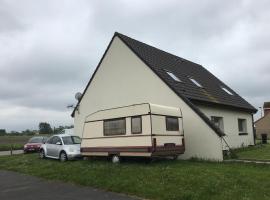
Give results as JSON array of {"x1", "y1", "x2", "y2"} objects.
[
  {"x1": 197, "y1": 105, "x2": 254, "y2": 149},
  {"x1": 74, "y1": 36, "x2": 223, "y2": 161}
]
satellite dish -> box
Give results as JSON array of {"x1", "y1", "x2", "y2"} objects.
[
  {"x1": 66, "y1": 104, "x2": 74, "y2": 109},
  {"x1": 75, "y1": 92, "x2": 82, "y2": 101}
]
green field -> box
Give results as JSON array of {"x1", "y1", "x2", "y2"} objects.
[
  {"x1": 234, "y1": 144, "x2": 270, "y2": 161},
  {"x1": 0, "y1": 135, "x2": 49, "y2": 151},
  {"x1": 0, "y1": 154, "x2": 270, "y2": 200},
  {"x1": 0, "y1": 135, "x2": 33, "y2": 145},
  {"x1": 0, "y1": 135, "x2": 32, "y2": 151}
]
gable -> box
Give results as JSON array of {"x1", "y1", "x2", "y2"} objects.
[
  {"x1": 116, "y1": 33, "x2": 257, "y2": 113},
  {"x1": 72, "y1": 36, "x2": 224, "y2": 160},
  {"x1": 71, "y1": 33, "x2": 225, "y2": 137},
  {"x1": 255, "y1": 113, "x2": 270, "y2": 128}
]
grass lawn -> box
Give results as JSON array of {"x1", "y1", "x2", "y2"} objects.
[
  {"x1": 234, "y1": 144, "x2": 270, "y2": 161},
  {"x1": 0, "y1": 154, "x2": 270, "y2": 200}
]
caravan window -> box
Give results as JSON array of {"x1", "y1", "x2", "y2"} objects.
[
  {"x1": 131, "y1": 116, "x2": 142, "y2": 134},
  {"x1": 104, "y1": 118, "x2": 126, "y2": 136},
  {"x1": 166, "y1": 116, "x2": 179, "y2": 131}
]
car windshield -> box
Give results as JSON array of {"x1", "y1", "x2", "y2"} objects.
[
  {"x1": 62, "y1": 136, "x2": 81, "y2": 145},
  {"x1": 28, "y1": 137, "x2": 44, "y2": 143}
]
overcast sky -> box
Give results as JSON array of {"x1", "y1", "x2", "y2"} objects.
[{"x1": 0, "y1": 0, "x2": 269, "y2": 131}]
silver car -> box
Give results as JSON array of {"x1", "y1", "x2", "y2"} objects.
[{"x1": 39, "y1": 134, "x2": 81, "y2": 162}]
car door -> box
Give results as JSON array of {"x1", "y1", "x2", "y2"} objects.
[
  {"x1": 51, "y1": 136, "x2": 62, "y2": 158},
  {"x1": 46, "y1": 136, "x2": 55, "y2": 157}
]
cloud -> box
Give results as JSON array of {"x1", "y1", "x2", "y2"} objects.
[{"x1": 0, "y1": 0, "x2": 269, "y2": 131}]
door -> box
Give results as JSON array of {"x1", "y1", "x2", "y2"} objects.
[
  {"x1": 50, "y1": 136, "x2": 63, "y2": 158},
  {"x1": 46, "y1": 136, "x2": 55, "y2": 157}
]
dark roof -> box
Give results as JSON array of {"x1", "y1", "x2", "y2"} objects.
[
  {"x1": 71, "y1": 32, "x2": 257, "y2": 137},
  {"x1": 116, "y1": 32, "x2": 257, "y2": 113}
]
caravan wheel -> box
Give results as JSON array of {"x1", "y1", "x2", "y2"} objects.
[
  {"x1": 111, "y1": 155, "x2": 120, "y2": 163},
  {"x1": 172, "y1": 155, "x2": 178, "y2": 160}
]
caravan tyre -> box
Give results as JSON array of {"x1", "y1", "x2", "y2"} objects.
[{"x1": 112, "y1": 155, "x2": 120, "y2": 163}]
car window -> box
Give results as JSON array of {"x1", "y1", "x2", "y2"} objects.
[
  {"x1": 46, "y1": 137, "x2": 54, "y2": 144},
  {"x1": 62, "y1": 136, "x2": 81, "y2": 145},
  {"x1": 42, "y1": 137, "x2": 48, "y2": 143},
  {"x1": 28, "y1": 137, "x2": 43, "y2": 143},
  {"x1": 52, "y1": 136, "x2": 62, "y2": 144}
]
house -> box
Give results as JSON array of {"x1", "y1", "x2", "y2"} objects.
[
  {"x1": 71, "y1": 32, "x2": 257, "y2": 161},
  {"x1": 255, "y1": 102, "x2": 270, "y2": 138}
]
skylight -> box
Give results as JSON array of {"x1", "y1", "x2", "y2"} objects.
[
  {"x1": 221, "y1": 87, "x2": 233, "y2": 95},
  {"x1": 166, "y1": 71, "x2": 181, "y2": 82},
  {"x1": 189, "y1": 78, "x2": 203, "y2": 88}
]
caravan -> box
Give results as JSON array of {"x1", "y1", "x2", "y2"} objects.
[{"x1": 80, "y1": 103, "x2": 185, "y2": 162}]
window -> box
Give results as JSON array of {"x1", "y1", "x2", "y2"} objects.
[
  {"x1": 131, "y1": 116, "x2": 142, "y2": 134},
  {"x1": 166, "y1": 116, "x2": 179, "y2": 131},
  {"x1": 52, "y1": 136, "x2": 62, "y2": 145},
  {"x1": 189, "y1": 78, "x2": 203, "y2": 88},
  {"x1": 166, "y1": 71, "x2": 181, "y2": 82},
  {"x1": 46, "y1": 137, "x2": 54, "y2": 144},
  {"x1": 28, "y1": 137, "x2": 44, "y2": 143},
  {"x1": 238, "y1": 119, "x2": 247, "y2": 135},
  {"x1": 211, "y1": 116, "x2": 224, "y2": 131},
  {"x1": 104, "y1": 118, "x2": 126, "y2": 136},
  {"x1": 221, "y1": 87, "x2": 233, "y2": 95},
  {"x1": 62, "y1": 136, "x2": 81, "y2": 145}
]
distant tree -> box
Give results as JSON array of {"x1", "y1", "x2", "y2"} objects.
[
  {"x1": 10, "y1": 131, "x2": 20, "y2": 135},
  {"x1": 21, "y1": 129, "x2": 35, "y2": 136},
  {"x1": 0, "y1": 129, "x2": 6, "y2": 136},
  {"x1": 39, "y1": 122, "x2": 53, "y2": 135},
  {"x1": 65, "y1": 125, "x2": 74, "y2": 129},
  {"x1": 53, "y1": 126, "x2": 65, "y2": 134}
]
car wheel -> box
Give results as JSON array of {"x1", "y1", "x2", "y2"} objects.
[
  {"x1": 111, "y1": 155, "x2": 120, "y2": 164},
  {"x1": 39, "y1": 149, "x2": 45, "y2": 159},
  {"x1": 60, "y1": 152, "x2": 68, "y2": 162}
]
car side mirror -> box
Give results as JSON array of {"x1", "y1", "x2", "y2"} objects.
[{"x1": 56, "y1": 142, "x2": 62, "y2": 145}]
